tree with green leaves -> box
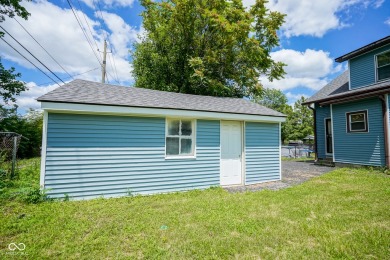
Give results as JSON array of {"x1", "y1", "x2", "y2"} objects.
[
  {"x1": 0, "y1": 0, "x2": 29, "y2": 116},
  {"x1": 0, "y1": 109, "x2": 43, "y2": 158},
  {"x1": 0, "y1": 59, "x2": 27, "y2": 117},
  {"x1": 255, "y1": 88, "x2": 290, "y2": 112},
  {"x1": 0, "y1": 0, "x2": 30, "y2": 36},
  {"x1": 284, "y1": 96, "x2": 313, "y2": 141},
  {"x1": 254, "y1": 88, "x2": 293, "y2": 142},
  {"x1": 132, "y1": 0, "x2": 285, "y2": 97}
]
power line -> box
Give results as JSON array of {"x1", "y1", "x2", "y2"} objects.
[
  {"x1": 0, "y1": 25, "x2": 65, "y2": 84},
  {"x1": 75, "y1": 0, "x2": 102, "y2": 61},
  {"x1": 13, "y1": 17, "x2": 74, "y2": 79},
  {"x1": 66, "y1": 0, "x2": 102, "y2": 66},
  {"x1": 1, "y1": 37, "x2": 62, "y2": 87},
  {"x1": 108, "y1": 43, "x2": 120, "y2": 83},
  {"x1": 94, "y1": 0, "x2": 108, "y2": 40},
  {"x1": 36, "y1": 67, "x2": 100, "y2": 86},
  {"x1": 107, "y1": 52, "x2": 119, "y2": 83},
  {"x1": 91, "y1": 0, "x2": 120, "y2": 83},
  {"x1": 106, "y1": 71, "x2": 117, "y2": 84}
]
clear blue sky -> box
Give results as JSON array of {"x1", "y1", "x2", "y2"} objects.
[{"x1": 0, "y1": 0, "x2": 389, "y2": 112}]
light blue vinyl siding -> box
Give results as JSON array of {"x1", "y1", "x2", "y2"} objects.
[
  {"x1": 349, "y1": 44, "x2": 390, "y2": 89},
  {"x1": 44, "y1": 113, "x2": 220, "y2": 199},
  {"x1": 315, "y1": 104, "x2": 331, "y2": 159},
  {"x1": 245, "y1": 122, "x2": 280, "y2": 184},
  {"x1": 332, "y1": 98, "x2": 385, "y2": 166}
]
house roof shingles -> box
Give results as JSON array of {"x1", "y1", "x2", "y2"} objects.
[
  {"x1": 304, "y1": 70, "x2": 390, "y2": 105},
  {"x1": 37, "y1": 79, "x2": 285, "y2": 117}
]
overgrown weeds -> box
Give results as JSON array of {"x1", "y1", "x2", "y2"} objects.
[{"x1": 0, "y1": 157, "x2": 48, "y2": 203}]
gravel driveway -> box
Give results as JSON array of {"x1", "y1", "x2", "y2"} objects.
[{"x1": 225, "y1": 161, "x2": 334, "y2": 192}]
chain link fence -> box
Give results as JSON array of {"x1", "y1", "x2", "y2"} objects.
[{"x1": 0, "y1": 132, "x2": 23, "y2": 178}]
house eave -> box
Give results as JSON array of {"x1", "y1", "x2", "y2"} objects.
[
  {"x1": 303, "y1": 85, "x2": 390, "y2": 106},
  {"x1": 40, "y1": 101, "x2": 286, "y2": 123},
  {"x1": 335, "y1": 36, "x2": 390, "y2": 63}
]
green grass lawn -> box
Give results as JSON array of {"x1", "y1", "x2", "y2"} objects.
[{"x1": 1, "y1": 158, "x2": 389, "y2": 259}]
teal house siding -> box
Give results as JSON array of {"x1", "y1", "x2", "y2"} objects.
[
  {"x1": 332, "y1": 98, "x2": 385, "y2": 166},
  {"x1": 245, "y1": 122, "x2": 280, "y2": 184},
  {"x1": 349, "y1": 44, "x2": 390, "y2": 89},
  {"x1": 44, "y1": 113, "x2": 220, "y2": 199},
  {"x1": 315, "y1": 104, "x2": 331, "y2": 159}
]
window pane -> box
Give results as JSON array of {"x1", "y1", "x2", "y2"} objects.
[
  {"x1": 180, "y1": 138, "x2": 192, "y2": 154},
  {"x1": 378, "y1": 65, "x2": 390, "y2": 81},
  {"x1": 166, "y1": 137, "x2": 179, "y2": 155},
  {"x1": 168, "y1": 120, "x2": 180, "y2": 135},
  {"x1": 351, "y1": 122, "x2": 366, "y2": 131},
  {"x1": 181, "y1": 120, "x2": 192, "y2": 136},
  {"x1": 377, "y1": 52, "x2": 390, "y2": 67},
  {"x1": 350, "y1": 113, "x2": 364, "y2": 122}
]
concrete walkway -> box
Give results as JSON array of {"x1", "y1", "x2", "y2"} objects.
[{"x1": 225, "y1": 161, "x2": 334, "y2": 192}]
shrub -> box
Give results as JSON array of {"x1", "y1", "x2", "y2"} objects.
[{"x1": 17, "y1": 187, "x2": 49, "y2": 204}]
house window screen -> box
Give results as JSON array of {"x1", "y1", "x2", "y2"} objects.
[
  {"x1": 347, "y1": 111, "x2": 368, "y2": 133},
  {"x1": 166, "y1": 119, "x2": 195, "y2": 156},
  {"x1": 377, "y1": 51, "x2": 390, "y2": 81}
]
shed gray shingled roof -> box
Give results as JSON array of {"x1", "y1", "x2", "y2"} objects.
[
  {"x1": 37, "y1": 79, "x2": 285, "y2": 117},
  {"x1": 304, "y1": 70, "x2": 390, "y2": 104}
]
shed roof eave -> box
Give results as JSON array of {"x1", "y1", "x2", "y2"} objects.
[{"x1": 40, "y1": 101, "x2": 287, "y2": 123}]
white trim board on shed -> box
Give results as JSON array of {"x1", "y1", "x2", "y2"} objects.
[{"x1": 41, "y1": 102, "x2": 286, "y2": 123}]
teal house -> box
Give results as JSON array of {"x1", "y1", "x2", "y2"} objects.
[
  {"x1": 304, "y1": 36, "x2": 390, "y2": 167},
  {"x1": 38, "y1": 81, "x2": 285, "y2": 199}
]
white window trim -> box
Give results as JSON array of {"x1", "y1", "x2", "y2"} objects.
[
  {"x1": 346, "y1": 110, "x2": 369, "y2": 133},
  {"x1": 165, "y1": 118, "x2": 196, "y2": 159},
  {"x1": 375, "y1": 50, "x2": 390, "y2": 82}
]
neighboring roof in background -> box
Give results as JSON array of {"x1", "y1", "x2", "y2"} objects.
[
  {"x1": 37, "y1": 79, "x2": 285, "y2": 117},
  {"x1": 335, "y1": 35, "x2": 390, "y2": 62},
  {"x1": 303, "y1": 70, "x2": 390, "y2": 105}
]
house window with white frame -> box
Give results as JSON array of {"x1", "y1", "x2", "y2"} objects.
[
  {"x1": 346, "y1": 111, "x2": 368, "y2": 133},
  {"x1": 377, "y1": 51, "x2": 390, "y2": 81},
  {"x1": 166, "y1": 119, "x2": 195, "y2": 157}
]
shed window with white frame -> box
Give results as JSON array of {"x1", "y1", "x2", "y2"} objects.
[
  {"x1": 377, "y1": 51, "x2": 390, "y2": 81},
  {"x1": 346, "y1": 110, "x2": 368, "y2": 133},
  {"x1": 166, "y1": 119, "x2": 195, "y2": 157}
]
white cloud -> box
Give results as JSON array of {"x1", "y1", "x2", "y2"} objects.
[
  {"x1": 261, "y1": 48, "x2": 342, "y2": 91},
  {"x1": 80, "y1": 0, "x2": 136, "y2": 9},
  {"x1": 385, "y1": 17, "x2": 390, "y2": 26},
  {"x1": 263, "y1": 77, "x2": 329, "y2": 91},
  {"x1": 271, "y1": 49, "x2": 334, "y2": 78},
  {"x1": 1, "y1": 1, "x2": 102, "y2": 79},
  {"x1": 14, "y1": 82, "x2": 59, "y2": 111},
  {"x1": 243, "y1": 0, "x2": 382, "y2": 37},
  {"x1": 285, "y1": 92, "x2": 309, "y2": 104},
  {"x1": 0, "y1": 1, "x2": 137, "y2": 82},
  {"x1": 99, "y1": 11, "x2": 139, "y2": 57},
  {"x1": 373, "y1": 0, "x2": 385, "y2": 8},
  {"x1": 0, "y1": 1, "x2": 141, "y2": 111}
]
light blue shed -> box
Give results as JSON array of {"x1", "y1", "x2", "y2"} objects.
[{"x1": 38, "y1": 80, "x2": 285, "y2": 199}]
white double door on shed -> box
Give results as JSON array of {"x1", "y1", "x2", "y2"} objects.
[{"x1": 220, "y1": 121, "x2": 242, "y2": 186}]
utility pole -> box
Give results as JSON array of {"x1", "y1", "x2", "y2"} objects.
[{"x1": 101, "y1": 40, "x2": 107, "y2": 83}]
